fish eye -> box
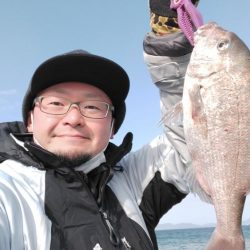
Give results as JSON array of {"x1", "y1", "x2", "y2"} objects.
[{"x1": 217, "y1": 39, "x2": 230, "y2": 51}]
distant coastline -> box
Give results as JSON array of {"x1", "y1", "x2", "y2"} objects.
[{"x1": 156, "y1": 219, "x2": 250, "y2": 231}]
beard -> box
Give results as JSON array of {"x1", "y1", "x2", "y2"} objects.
[{"x1": 54, "y1": 152, "x2": 92, "y2": 167}]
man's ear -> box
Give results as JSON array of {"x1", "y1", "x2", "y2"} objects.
[{"x1": 26, "y1": 111, "x2": 34, "y2": 132}]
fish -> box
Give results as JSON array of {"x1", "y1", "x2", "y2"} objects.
[{"x1": 182, "y1": 22, "x2": 250, "y2": 250}]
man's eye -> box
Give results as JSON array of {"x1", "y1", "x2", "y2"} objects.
[
  {"x1": 48, "y1": 101, "x2": 64, "y2": 106},
  {"x1": 85, "y1": 105, "x2": 99, "y2": 110}
]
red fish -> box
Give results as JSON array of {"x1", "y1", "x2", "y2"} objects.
[{"x1": 183, "y1": 22, "x2": 250, "y2": 250}]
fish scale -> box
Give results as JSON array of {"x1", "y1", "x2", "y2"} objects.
[{"x1": 182, "y1": 22, "x2": 250, "y2": 250}]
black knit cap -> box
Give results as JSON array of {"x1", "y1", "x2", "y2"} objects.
[{"x1": 22, "y1": 50, "x2": 130, "y2": 134}]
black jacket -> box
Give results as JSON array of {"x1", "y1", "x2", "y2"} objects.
[{"x1": 0, "y1": 121, "x2": 187, "y2": 250}]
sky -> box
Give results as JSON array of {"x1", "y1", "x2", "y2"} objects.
[{"x1": 0, "y1": 1, "x2": 249, "y2": 226}]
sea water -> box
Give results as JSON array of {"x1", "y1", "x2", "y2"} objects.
[{"x1": 156, "y1": 225, "x2": 250, "y2": 250}]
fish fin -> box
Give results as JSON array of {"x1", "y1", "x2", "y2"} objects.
[
  {"x1": 189, "y1": 84, "x2": 207, "y2": 123},
  {"x1": 185, "y1": 162, "x2": 212, "y2": 204},
  {"x1": 160, "y1": 101, "x2": 183, "y2": 127},
  {"x1": 188, "y1": 84, "x2": 208, "y2": 139},
  {"x1": 205, "y1": 229, "x2": 245, "y2": 250}
]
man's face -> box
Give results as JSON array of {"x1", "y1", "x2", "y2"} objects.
[{"x1": 27, "y1": 82, "x2": 114, "y2": 160}]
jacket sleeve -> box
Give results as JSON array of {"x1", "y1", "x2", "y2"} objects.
[
  {"x1": 0, "y1": 161, "x2": 51, "y2": 250},
  {"x1": 143, "y1": 31, "x2": 193, "y2": 172},
  {"x1": 0, "y1": 170, "x2": 21, "y2": 250},
  {"x1": 0, "y1": 204, "x2": 11, "y2": 250},
  {"x1": 119, "y1": 32, "x2": 194, "y2": 232},
  {"x1": 126, "y1": 31, "x2": 194, "y2": 192}
]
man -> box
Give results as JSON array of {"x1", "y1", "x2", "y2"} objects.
[{"x1": 0, "y1": 1, "x2": 199, "y2": 249}]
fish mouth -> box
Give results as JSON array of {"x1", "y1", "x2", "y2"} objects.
[
  {"x1": 189, "y1": 52, "x2": 214, "y2": 64},
  {"x1": 187, "y1": 68, "x2": 217, "y2": 79},
  {"x1": 190, "y1": 56, "x2": 214, "y2": 62}
]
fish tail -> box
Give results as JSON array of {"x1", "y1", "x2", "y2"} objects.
[{"x1": 206, "y1": 229, "x2": 245, "y2": 250}]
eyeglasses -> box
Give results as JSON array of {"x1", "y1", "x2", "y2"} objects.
[{"x1": 33, "y1": 96, "x2": 114, "y2": 119}]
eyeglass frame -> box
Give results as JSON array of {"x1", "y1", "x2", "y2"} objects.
[{"x1": 32, "y1": 96, "x2": 115, "y2": 119}]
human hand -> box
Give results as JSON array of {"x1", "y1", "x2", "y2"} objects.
[{"x1": 150, "y1": 0, "x2": 200, "y2": 35}]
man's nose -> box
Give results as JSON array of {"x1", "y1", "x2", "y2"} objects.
[{"x1": 62, "y1": 104, "x2": 85, "y2": 126}]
